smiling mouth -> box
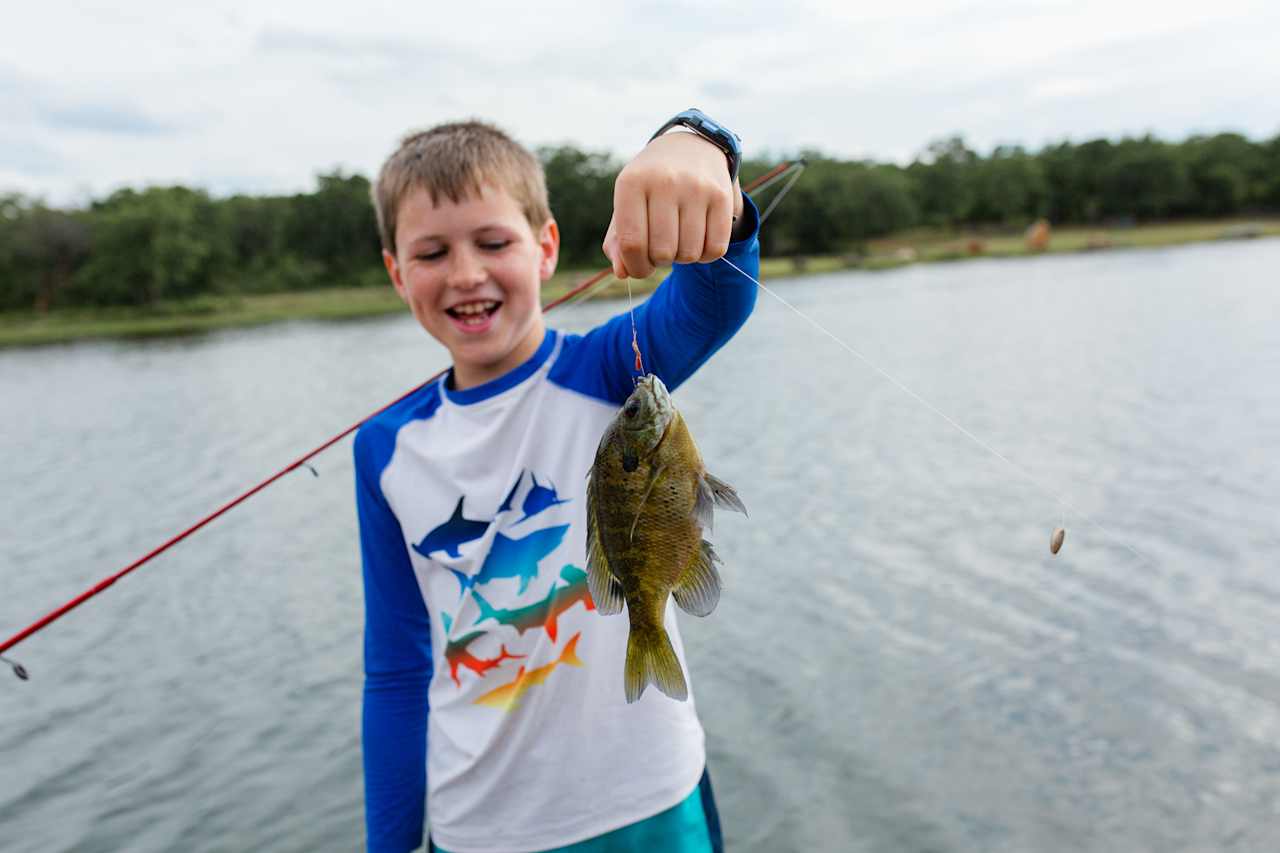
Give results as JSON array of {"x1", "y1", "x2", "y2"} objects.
[{"x1": 446, "y1": 300, "x2": 501, "y2": 327}]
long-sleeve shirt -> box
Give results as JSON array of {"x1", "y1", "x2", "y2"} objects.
[{"x1": 354, "y1": 195, "x2": 760, "y2": 853}]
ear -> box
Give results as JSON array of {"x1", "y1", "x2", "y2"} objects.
[
  {"x1": 383, "y1": 249, "x2": 408, "y2": 303},
  {"x1": 538, "y1": 218, "x2": 560, "y2": 282}
]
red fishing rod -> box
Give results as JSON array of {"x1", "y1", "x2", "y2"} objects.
[{"x1": 0, "y1": 160, "x2": 804, "y2": 679}]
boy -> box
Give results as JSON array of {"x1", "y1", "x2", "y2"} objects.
[{"x1": 356, "y1": 111, "x2": 760, "y2": 853}]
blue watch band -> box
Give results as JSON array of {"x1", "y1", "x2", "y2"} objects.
[{"x1": 650, "y1": 108, "x2": 742, "y2": 182}]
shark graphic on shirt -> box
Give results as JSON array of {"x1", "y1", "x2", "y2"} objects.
[
  {"x1": 497, "y1": 472, "x2": 522, "y2": 514},
  {"x1": 471, "y1": 565, "x2": 594, "y2": 642},
  {"x1": 446, "y1": 524, "x2": 570, "y2": 597},
  {"x1": 473, "y1": 633, "x2": 583, "y2": 711},
  {"x1": 517, "y1": 474, "x2": 570, "y2": 523},
  {"x1": 413, "y1": 496, "x2": 490, "y2": 559},
  {"x1": 444, "y1": 630, "x2": 525, "y2": 687}
]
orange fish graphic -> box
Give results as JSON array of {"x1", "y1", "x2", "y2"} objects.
[{"x1": 473, "y1": 632, "x2": 584, "y2": 711}]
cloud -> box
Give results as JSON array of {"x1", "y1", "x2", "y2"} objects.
[
  {"x1": 0, "y1": 134, "x2": 64, "y2": 177},
  {"x1": 701, "y1": 80, "x2": 745, "y2": 101},
  {"x1": 40, "y1": 103, "x2": 176, "y2": 135},
  {"x1": 255, "y1": 26, "x2": 419, "y2": 58},
  {"x1": 2, "y1": 0, "x2": 1277, "y2": 202}
]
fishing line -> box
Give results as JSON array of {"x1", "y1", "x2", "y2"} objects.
[
  {"x1": 716, "y1": 255, "x2": 1152, "y2": 567},
  {"x1": 758, "y1": 161, "x2": 806, "y2": 224},
  {"x1": 627, "y1": 278, "x2": 644, "y2": 376}
]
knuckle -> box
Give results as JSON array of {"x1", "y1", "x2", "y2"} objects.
[
  {"x1": 674, "y1": 245, "x2": 701, "y2": 264},
  {"x1": 695, "y1": 175, "x2": 723, "y2": 198},
  {"x1": 617, "y1": 232, "x2": 646, "y2": 254}
]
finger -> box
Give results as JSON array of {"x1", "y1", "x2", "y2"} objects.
[
  {"x1": 613, "y1": 175, "x2": 649, "y2": 279},
  {"x1": 601, "y1": 217, "x2": 625, "y2": 279},
  {"x1": 701, "y1": 187, "x2": 733, "y2": 263},
  {"x1": 675, "y1": 200, "x2": 705, "y2": 264},
  {"x1": 646, "y1": 190, "x2": 678, "y2": 274}
]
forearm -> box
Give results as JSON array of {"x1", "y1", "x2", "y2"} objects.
[{"x1": 363, "y1": 670, "x2": 430, "y2": 853}]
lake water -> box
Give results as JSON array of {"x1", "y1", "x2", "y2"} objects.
[{"x1": 2, "y1": 239, "x2": 1279, "y2": 852}]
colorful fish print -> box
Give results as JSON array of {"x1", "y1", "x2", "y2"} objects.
[
  {"x1": 472, "y1": 565, "x2": 595, "y2": 642},
  {"x1": 497, "y1": 472, "x2": 522, "y2": 514},
  {"x1": 444, "y1": 630, "x2": 525, "y2": 687},
  {"x1": 517, "y1": 474, "x2": 570, "y2": 523},
  {"x1": 473, "y1": 633, "x2": 583, "y2": 711},
  {"x1": 446, "y1": 524, "x2": 569, "y2": 597},
  {"x1": 414, "y1": 496, "x2": 490, "y2": 559}
]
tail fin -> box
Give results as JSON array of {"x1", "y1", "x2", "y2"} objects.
[
  {"x1": 623, "y1": 625, "x2": 688, "y2": 703},
  {"x1": 559, "y1": 632, "x2": 584, "y2": 668},
  {"x1": 472, "y1": 591, "x2": 498, "y2": 623},
  {"x1": 447, "y1": 567, "x2": 474, "y2": 597}
]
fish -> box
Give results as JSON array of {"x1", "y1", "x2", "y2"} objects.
[
  {"x1": 473, "y1": 632, "x2": 584, "y2": 710},
  {"x1": 444, "y1": 630, "x2": 524, "y2": 687},
  {"x1": 586, "y1": 374, "x2": 746, "y2": 703},
  {"x1": 446, "y1": 524, "x2": 570, "y2": 597},
  {"x1": 497, "y1": 472, "x2": 523, "y2": 513},
  {"x1": 472, "y1": 564, "x2": 595, "y2": 642},
  {"x1": 518, "y1": 474, "x2": 570, "y2": 523},
  {"x1": 414, "y1": 496, "x2": 490, "y2": 559}
]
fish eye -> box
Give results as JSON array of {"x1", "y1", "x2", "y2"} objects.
[{"x1": 624, "y1": 402, "x2": 641, "y2": 418}]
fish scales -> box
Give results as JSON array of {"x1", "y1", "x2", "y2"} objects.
[{"x1": 586, "y1": 374, "x2": 746, "y2": 703}]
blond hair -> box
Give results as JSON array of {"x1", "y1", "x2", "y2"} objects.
[{"x1": 372, "y1": 120, "x2": 551, "y2": 255}]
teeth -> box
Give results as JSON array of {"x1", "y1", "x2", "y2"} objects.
[{"x1": 452, "y1": 301, "x2": 497, "y2": 316}]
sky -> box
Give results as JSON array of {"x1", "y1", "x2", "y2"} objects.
[{"x1": 3, "y1": 0, "x2": 1278, "y2": 203}]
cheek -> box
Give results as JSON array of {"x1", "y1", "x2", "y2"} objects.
[{"x1": 402, "y1": 270, "x2": 443, "y2": 303}]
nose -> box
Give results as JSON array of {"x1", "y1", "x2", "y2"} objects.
[{"x1": 446, "y1": 245, "x2": 486, "y2": 289}]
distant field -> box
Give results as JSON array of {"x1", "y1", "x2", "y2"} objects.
[{"x1": 3, "y1": 218, "x2": 1277, "y2": 348}]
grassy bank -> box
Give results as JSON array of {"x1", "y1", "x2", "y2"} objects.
[{"x1": 3, "y1": 217, "x2": 1277, "y2": 348}]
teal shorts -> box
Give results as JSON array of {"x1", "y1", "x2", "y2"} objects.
[{"x1": 431, "y1": 767, "x2": 723, "y2": 853}]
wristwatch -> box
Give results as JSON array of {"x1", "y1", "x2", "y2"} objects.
[{"x1": 650, "y1": 108, "x2": 742, "y2": 183}]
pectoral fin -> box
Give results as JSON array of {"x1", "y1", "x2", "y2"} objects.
[
  {"x1": 629, "y1": 463, "x2": 666, "y2": 544},
  {"x1": 702, "y1": 471, "x2": 747, "y2": 517},
  {"x1": 671, "y1": 539, "x2": 723, "y2": 618}
]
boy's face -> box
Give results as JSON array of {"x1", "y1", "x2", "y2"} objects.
[{"x1": 384, "y1": 183, "x2": 559, "y2": 390}]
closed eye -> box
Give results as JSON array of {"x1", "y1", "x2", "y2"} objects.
[
  {"x1": 416, "y1": 248, "x2": 446, "y2": 261},
  {"x1": 479, "y1": 240, "x2": 510, "y2": 252}
]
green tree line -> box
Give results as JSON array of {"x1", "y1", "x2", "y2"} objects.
[{"x1": 2, "y1": 131, "x2": 1278, "y2": 312}]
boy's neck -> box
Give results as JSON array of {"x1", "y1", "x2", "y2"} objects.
[{"x1": 450, "y1": 326, "x2": 548, "y2": 392}]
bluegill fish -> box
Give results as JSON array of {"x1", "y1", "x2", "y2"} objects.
[{"x1": 586, "y1": 375, "x2": 746, "y2": 703}]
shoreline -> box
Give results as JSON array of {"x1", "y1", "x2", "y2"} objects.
[{"x1": 3, "y1": 218, "x2": 1277, "y2": 349}]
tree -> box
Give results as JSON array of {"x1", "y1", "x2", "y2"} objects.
[
  {"x1": 73, "y1": 187, "x2": 222, "y2": 306},
  {"x1": 539, "y1": 146, "x2": 619, "y2": 268},
  {"x1": 907, "y1": 136, "x2": 978, "y2": 227},
  {"x1": 1098, "y1": 136, "x2": 1192, "y2": 220},
  {"x1": 284, "y1": 171, "x2": 381, "y2": 285},
  {"x1": 967, "y1": 145, "x2": 1047, "y2": 224}
]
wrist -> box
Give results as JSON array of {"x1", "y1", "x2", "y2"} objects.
[{"x1": 650, "y1": 108, "x2": 742, "y2": 182}]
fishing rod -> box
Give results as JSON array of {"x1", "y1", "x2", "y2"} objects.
[{"x1": 0, "y1": 160, "x2": 807, "y2": 679}]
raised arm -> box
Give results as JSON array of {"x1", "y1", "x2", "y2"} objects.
[{"x1": 565, "y1": 194, "x2": 759, "y2": 404}]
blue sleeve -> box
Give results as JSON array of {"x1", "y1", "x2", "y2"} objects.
[
  {"x1": 550, "y1": 191, "x2": 761, "y2": 404},
  {"x1": 355, "y1": 423, "x2": 434, "y2": 853}
]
